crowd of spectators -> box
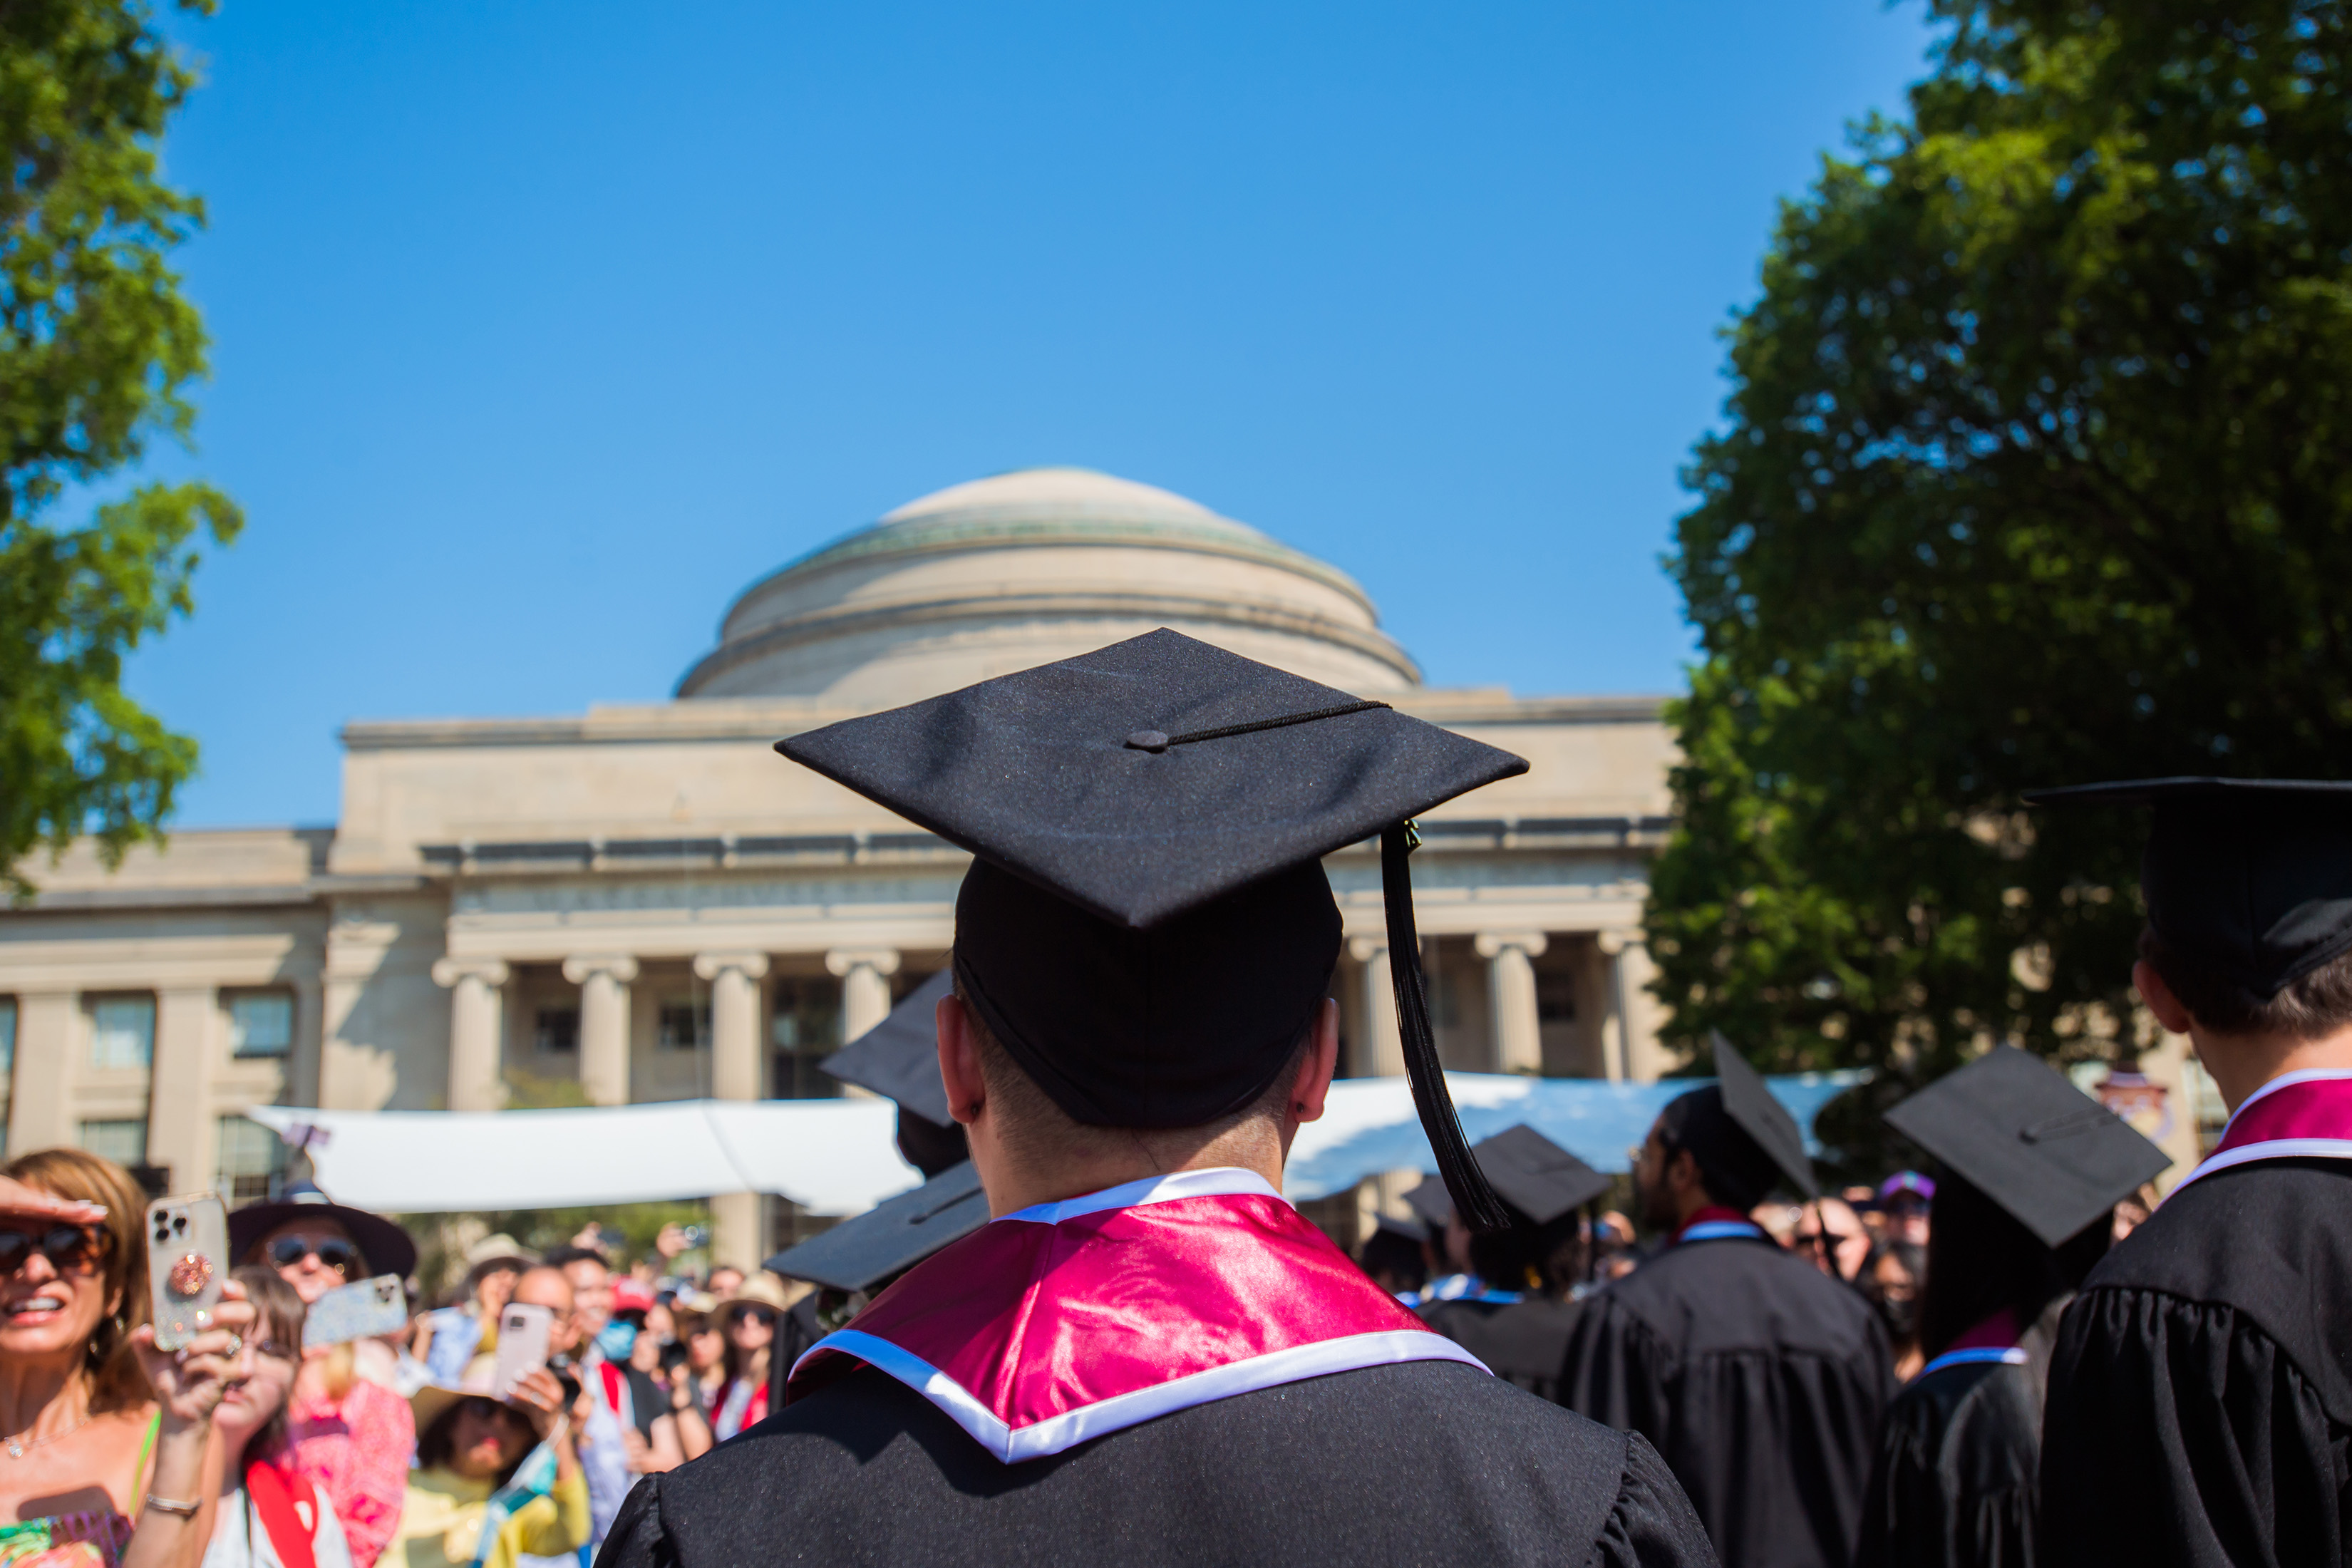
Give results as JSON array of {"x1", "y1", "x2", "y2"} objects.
[{"x1": 0, "y1": 1147, "x2": 822, "y2": 1568}]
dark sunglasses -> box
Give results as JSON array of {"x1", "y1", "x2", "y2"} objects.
[
  {"x1": 731, "y1": 1306, "x2": 779, "y2": 1329},
  {"x1": 269, "y1": 1235, "x2": 362, "y2": 1275},
  {"x1": 0, "y1": 1224, "x2": 108, "y2": 1276}
]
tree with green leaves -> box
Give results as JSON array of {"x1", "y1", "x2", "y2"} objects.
[
  {"x1": 1650, "y1": 0, "x2": 2352, "y2": 1082},
  {"x1": 3, "y1": 0, "x2": 239, "y2": 899}
]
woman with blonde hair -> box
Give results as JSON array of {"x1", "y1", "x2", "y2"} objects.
[{"x1": 0, "y1": 1148, "x2": 253, "y2": 1567}]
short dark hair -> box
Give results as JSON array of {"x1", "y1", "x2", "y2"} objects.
[
  {"x1": 541, "y1": 1246, "x2": 607, "y2": 1273},
  {"x1": 2140, "y1": 924, "x2": 2352, "y2": 1039}
]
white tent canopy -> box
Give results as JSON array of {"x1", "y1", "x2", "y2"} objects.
[
  {"x1": 246, "y1": 1070, "x2": 1864, "y2": 1217},
  {"x1": 242, "y1": 1100, "x2": 924, "y2": 1215}
]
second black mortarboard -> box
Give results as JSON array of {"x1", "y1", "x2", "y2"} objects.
[
  {"x1": 1474, "y1": 1125, "x2": 1612, "y2": 1224},
  {"x1": 1656, "y1": 1033, "x2": 1821, "y2": 1203},
  {"x1": 1403, "y1": 1177, "x2": 1454, "y2": 1232},
  {"x1": 775, "y1": 629, "x2": 1530, "y2": 1229},
  {"x1": 2023, "y1": 777, "x2": 2352, "y2": 1000},
  {"x1": 765, "y1": 1161, "x2": 990, "y2": 1294},
  {"x1": 1884, "y1": 1045, "x2": 2169, "y2": 1247},
  {"x1": 818, "y1": 970, "x2": 966, "y2": 1177}
]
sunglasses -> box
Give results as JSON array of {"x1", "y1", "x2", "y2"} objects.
[
  {"x1": 0, "y1": 1224, "x2": 108, "y2": 1276},
  {"x1": 731, "y1": 1307, "x2": 779, "y2": 1328},
  {"x1": 268, "y1": 1236, "x2": 362, "y2": 1276}
]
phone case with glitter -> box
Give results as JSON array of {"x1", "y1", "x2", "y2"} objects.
[
  {"x1": 147, "y1": 1195, "x2": 228, "y2": 1352},
  {"x1": 304, "y1": 1273, "x2": 408, "y2": 1348}
]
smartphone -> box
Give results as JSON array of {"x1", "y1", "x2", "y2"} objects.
[
  {"x1": 303, "y1": 1273, "x2": 409, "y2": 1348},
  {"x1": 490, "y1": 1301, "x2": 553, "y2": 1398},
  {"x1": 147, "y1": 1194, "x2": 228, "y2": 1353}
]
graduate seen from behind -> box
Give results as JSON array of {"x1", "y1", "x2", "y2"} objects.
[
  {"x1": 597, "y1": 631, "x2": 1718, "y2": 1567},
  {"x1": 1855, "y1": 1046, "x2": 2169, "y2": 1568},
  {"x1": 1563, "y1": 1036, "x2": 1895, "y2": 1568},
  {"x1": 2026, "y1": 779, "x2": 2352, "y2": 1568},
  {"x1": 1408, "y1": 1125, "x2": 1612, "y2": 1406}
]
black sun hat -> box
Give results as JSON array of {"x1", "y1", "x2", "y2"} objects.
[
  {"x1": 2023, "y1": 777, "x2": 2352, "y2": 1000},
  {"x1": 775, "y1": 629, "x2": 1530, "y2": 1230},
  {"x1": 1884, "y1": 1045, "x2": 2170, "y2": 1247},
  {"x1": 228, "y1": 1181, "x2": 418, "y2": 1281}
]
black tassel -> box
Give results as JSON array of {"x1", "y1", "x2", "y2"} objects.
[{"x1": 1382, "y1": 822, "x2": 1512, "y2": 1234}]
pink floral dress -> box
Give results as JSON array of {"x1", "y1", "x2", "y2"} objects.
[{"x1": 287, "y1": 1377, "x2": 414, "y2": 1568}]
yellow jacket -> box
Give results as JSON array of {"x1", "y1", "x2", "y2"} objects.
[{"x1": 387, "y1": 1466, "x2": 590, "y2": 1568}]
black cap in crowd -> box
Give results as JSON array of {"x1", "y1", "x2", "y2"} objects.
[
  {"x1": 1472, "y1": 1124, "x2": 1611, "y2": 1224},
  {"x1": 821, "y1": 969, "x2": 955, "y2": 1125},
  {"x1": 765, "y1": 1161, "x2": 990, "y2": 1295},
  {"x1": 775, "y1": 629, "x2": 1530, "y2": 1230},
  {"x1": 1884, "y1": 1044, "x2": 2170, "y2": 1248},
  {"x1": 1403, "y1": 1177, "x2": 1455, "y2": 1232},
  {"x1": 2023, "y1": 777, "x2": 2352, "y2": 999},
  {"x1": 1659, "y1": 1033, "x2": 1821, "y2": 1204}
]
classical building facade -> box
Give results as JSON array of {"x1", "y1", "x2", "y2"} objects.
[{"x1": 0, "y1": 468, "x2": 1676, "y2": 1261}]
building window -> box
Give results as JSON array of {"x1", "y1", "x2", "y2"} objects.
[
  {"x1": 770, "y1": 978, "x2": 841, "y2": 1099},
  {"x1": 227, "y1": 991, "x2": 294, "y2": 1058},
  {"x1": 79, "y1": 1119, "x2": 148, "y2": 1166},
  {"x1": 1, "y1": 996, "x2": 15, "y2": 1077},
  {"x1": 215, "y1": 1115, "x2": 289, "y2": 1204},
  {"x1": 656, "y1": 1001, "x2": 708, "y2": 1052},
  {"x1": 535, "y1": 1008, "x2": 580, "y2": 1053},
  {"x1": 1536, "y1": 967, "x2": 1577, "y2": 1024},
  {"x1": 89, "y1": 996, "x2": 155, "y2": 1071}
]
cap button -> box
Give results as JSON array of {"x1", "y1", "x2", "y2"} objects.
[{"x1": 1125, "y1": 730, "x2": 1170, "y2": 753}]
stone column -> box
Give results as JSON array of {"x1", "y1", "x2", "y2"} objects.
[
  {"x1": 695, "y1": 953, "x2": 773, "y2": 1270},
  {"x1": 431, "y1": 959, "x2": 509, "y2": 1112},
  {"x1": 1348, "y1": 938, "x2": 1406, "y2": 1078},
  {"x1": 562, "y1": 956, "x2": 639, "y2": 1107},
  {"x1": 1597, "y1": 930, "x2": 1671, "y2": 1083},
  {"x1": 6, "y1": 991, "x2": 78, "y2": 1154},
  {"x1": 1475, "y1": 933, "x2": 1549, "y2": 1076},
  {"x1": 286, "y1": 975, "x2": 324, "y2": 1110},
  {"x1": 146, "y1": 987, "x2": 218, "y2": 1190},
  {"x1": 825, "y1": 949, "x2": 901, "y2": 1043}
]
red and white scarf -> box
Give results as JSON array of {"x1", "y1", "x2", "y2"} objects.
[
  {"x1": 2175, "y1": 1068, "x2": 2352, "y2": 1189},
  {"x1": 786, "y1": 1168, "x2": 1484, "y2": 1463}
]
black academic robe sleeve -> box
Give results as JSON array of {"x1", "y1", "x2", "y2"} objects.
[
  {"x1": 1855, "y1": 1362, "x2": 2038, "y2": 1568},
  {"x1": 2040, "y1": 1285, "x2": 2348, "y2": 1568}
]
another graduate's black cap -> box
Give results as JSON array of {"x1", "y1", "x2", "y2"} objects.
[
  {"x1": 816, "y1": 969, "x2": 968, "y2": 1177},
  {"x1": 2023, "y1": 777, "x2": 2352, "y2": 1000},
  {"x1": 1374, "y1": 1211, "x2": 1429, "y2": 1245},
  {"x1": 1656, "y1": 1034, "x2": 1820, "y2": 1203},
  {"x1": 1475, "y1": 1125, "x2": 1611, "y2": 1224},
  {"x1": 1884, "y1": 1045, "x2": 2170, "y2": 1247},
  {"x1": 1402, "y1": 1177, "x2": 1454, "y2": 1231},
  {"x1": 764, "y1": 1161, "x2": 989, "y2": 1294},
  {"x1": 775, "y1": 629, "x2": 1531, "y2": 1230}
]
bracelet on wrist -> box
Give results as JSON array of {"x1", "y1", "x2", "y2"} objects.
[{"x1": 145, "y1": 1495, "x2": 201, "y2": 1518}]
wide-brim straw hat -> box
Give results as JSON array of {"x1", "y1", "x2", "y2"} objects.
[{"x1": 718, "y1": 1271, "x2": 810, "y2": 1321}]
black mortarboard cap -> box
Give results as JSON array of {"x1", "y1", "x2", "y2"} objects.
[
  {"x1": 1403, "y1": 1177, "x2": 1453, "y2": 1231},
  {"x1": 764, "y1": 1161, "x2": 990, "y2": 1294},
  {"x1": 2023, "y1": 777, "x2": 2352, "y2": 1000},
  {"x1": 1708, "y1": 1032, "x2": 1820, "y2": 1200},
  {"x1": 775, "y1": 629, "x2": 1530, "y2": 1231},
  {"x1": 1884, "y1": 1045, "x2": 2170, "y2": 1247},
  {"x1": 1375, "y1": 1211, "x2": 1429, "y2": 1245},
  {"x1": 820, "y1": 969, "x2": 955, "y2": 1125},
  {"x1": 1474, "y1": 1124, "x2": 1611, "y2": 1224}
]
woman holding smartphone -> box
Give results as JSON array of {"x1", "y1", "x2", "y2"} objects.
[
  {"x1": 229, "y1": 1187, "x2": 417, "y2": 1568},
  {"x1": 0, "y1": 1151, "x2": 185, "y2": 1567}
]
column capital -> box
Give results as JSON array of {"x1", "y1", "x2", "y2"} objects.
[
  {"x1": 431, "y1": 957, "x2": 510, "y2": 989},
  {"x1": 1473, "y1": 932, "x2": 1549, "y2": 960},
  {"x1": 563, "y1": 954, "x2": 641, "y2": 985},
  {"x1": 1596, "y1": 928, "x2": 1640, "y2": 958},
  {"x1": 693, "y1": 951, "x2": 772, "y2": 983},
  {"x1": 1346, "y1": 936, "x2": 1388, "y2": 964},
  {"x1": 825, "y1": 947, "x2": 900, "y2": 979}
]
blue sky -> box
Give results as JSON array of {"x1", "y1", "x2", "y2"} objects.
[{"x1": 128, "y1": 1, "x2": 1939, "y2": 827}]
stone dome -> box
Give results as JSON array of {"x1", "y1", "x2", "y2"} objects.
[{"x1": 676, "y1": 468, "x2": 1420, "y2": 706}]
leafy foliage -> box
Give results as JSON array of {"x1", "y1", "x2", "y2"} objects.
[
  {"x1": 2, "y1": 0, "x2": 239, "y2": 898},
  {"x1": 1651, "y1": 1, "x2": 2352, "y2": 1078}
]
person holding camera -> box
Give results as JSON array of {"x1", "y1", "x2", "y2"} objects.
[{"x1": 388, "y1": 1368, "x2": 587, "y2": 1568}]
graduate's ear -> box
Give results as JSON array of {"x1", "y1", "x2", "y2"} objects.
[
  {"x1": 2132, "y1": 959, "x2": 2197, "y2": 1037},
  {"x1": 1287, "y1": 999, "x2": 1342, "y2": 1125},
  {"x1": 1666, "y1": 1145, "x2": 1704, "y2": 1200},
  {"x1": 937, "y1": 994, "x2": 989, "y2": 1126}
]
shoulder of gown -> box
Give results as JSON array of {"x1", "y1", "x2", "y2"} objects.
[
  {"x1": 1856, "y1": 1361, "x2": 2039, "y2": 1568},
  {"x1": 2041, "y1": 1160, "x2": 2352, "y2": 1568},
  {"x1": 592, "y1": 1359, "x2": 1719, "y2": 1568}
]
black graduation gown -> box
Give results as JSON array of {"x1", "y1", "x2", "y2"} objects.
[
  {"x1": 595, "y1": 1359, "x2": 1721, "y2": 1567},
  {"x1": 1418, "y1": 1296, "x2": 1582, "y2": 1404},
  {"x1": 1855, "y1": 1362, "x2": 2040, "y2": 1568},
  {"x1": 1562, "y1": 1232, "x2": 1895, "y2": 1568},
  {"x1": 2039, "y1": 1158, "x2": 2352, "y2": 1568}
]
